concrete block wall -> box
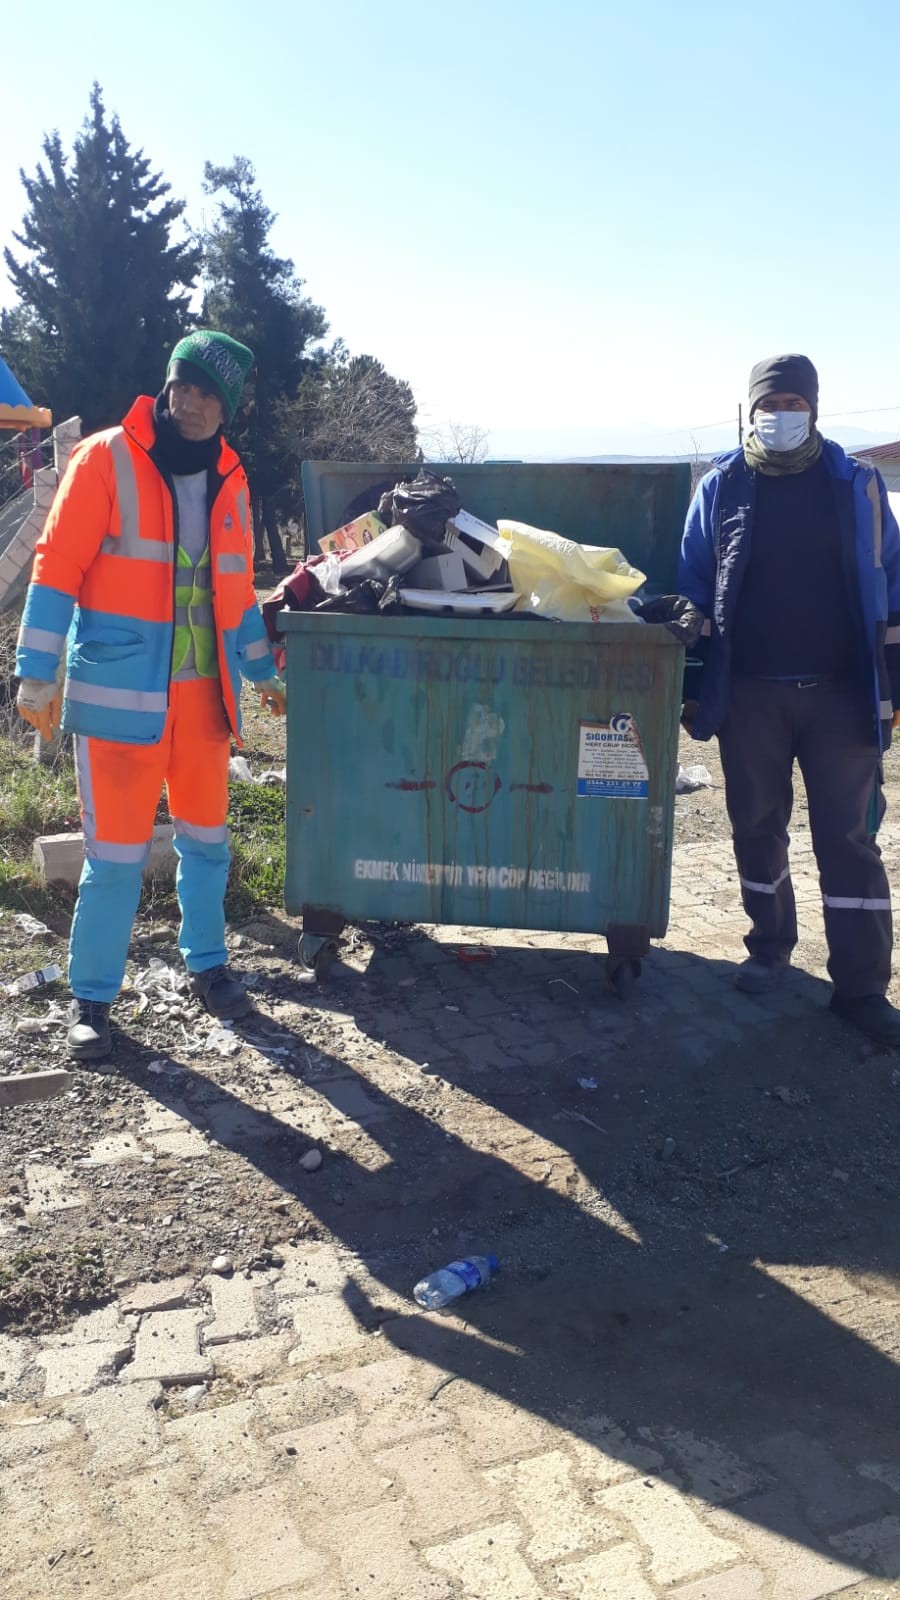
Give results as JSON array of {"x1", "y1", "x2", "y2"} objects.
[{"x1": 0, "y1": 419, "x2": 81, "y2": 614}]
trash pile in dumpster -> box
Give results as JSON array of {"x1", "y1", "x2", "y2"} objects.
[{"x1": 262, "y1": 468, "x2": 704, "y2": 667}]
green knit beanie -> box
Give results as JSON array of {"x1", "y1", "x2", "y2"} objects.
[{"x1": 166, "y1": 330, "x2": 254, "y2": 423}]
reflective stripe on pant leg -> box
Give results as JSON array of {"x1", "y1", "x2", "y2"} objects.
[
  {"x1": 719, "y1": 681, "x2": 798, "y2": 963},
  {"x1": 735, "y1": 863, "x2": 797, "y2": 962},
  {"x1": 798, "y1": 687, "x2": 893, "y2": 998},
  {"x1": 69, "y1": 856, "x2": 143, "y2": 1002},
  {"x1": 173, "y1": 827, "x2": 230, "y2": 972},
  {"x1": 739, "y1": 865, "x2": 792, "y2": 897},
  {"x1": 820, "y1": 897, "x2": 893, "y2": 997},
  {"x1": 166, "y1": 679, "x2": 232, "y2": 974}
]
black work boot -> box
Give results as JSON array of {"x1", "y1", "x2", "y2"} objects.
[
  {"x1": 830, "y1": 993, "x2": 900, "y2": 1049},
  {"x1": 188, "y1": 964, "x2": 250, "y2": 1019},
  {"x1": 734, "y1": 957, "x2": 790, "y2": 995},
  {"x1": 67, "y1": 999, "x2": 113, "y2": 1064}
]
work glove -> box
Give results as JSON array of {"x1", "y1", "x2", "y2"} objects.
[
  {"x1": 17, "y1": 677, "x2": 63, "y2": 742},
  {"x1": 893, "y1": 709, "x2": 900, "y2": 730},
  {"x1": 257, "y1": 677, "x2": 286, "y2": 716}
]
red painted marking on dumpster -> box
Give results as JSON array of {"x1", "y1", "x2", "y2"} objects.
[
  {"x1": 444, "y1": 761, "x2": 503, "y2": 814},
  {"x1": 384, "y1": 778, "x2": 436, "y2": 791},
  {"x1": 510, "y1": 782, "x2": 554, "y2": 794}
]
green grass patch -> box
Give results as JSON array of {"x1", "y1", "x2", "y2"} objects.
[
  {"x1": 0, "y1": 1240, "x2": 109, "y2": 1334},
  {"x1": 0, "y1": 732, "x2": 287, "y2": 921},
  {"x1": 0, "y1": 739, "x2": 78, "y2": 850},
  {"x1": 0, "y1": 737, "x2": 79, "y2": 918},
  {"x1": 226, "y1": 781, "x2": 286, "y2": 916}
]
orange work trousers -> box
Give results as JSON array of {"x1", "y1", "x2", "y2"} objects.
[{"x1": 70, "y1": 679, "x2": 232, "y2": 1001}]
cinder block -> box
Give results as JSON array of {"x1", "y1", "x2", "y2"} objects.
[
  {"x1": 4, "y1": 535, "x2": 34, "y2": 571},
  {"x1": 33, "y1": 824, "x2": 177, "y2": 886}
]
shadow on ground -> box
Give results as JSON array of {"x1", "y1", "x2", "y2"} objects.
[{"x1": 126, "y1": 929, "x2": 900, "y2": 1578}]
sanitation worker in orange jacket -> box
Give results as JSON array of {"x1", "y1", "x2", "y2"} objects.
[{"x1": 15, "y1": 331, "x2": 285, "y2": 1064}]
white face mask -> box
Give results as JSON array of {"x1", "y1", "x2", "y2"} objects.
[{"x1": 753, "y1": 409, "x2": 811, "y2": 452}]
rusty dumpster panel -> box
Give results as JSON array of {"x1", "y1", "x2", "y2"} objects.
[{"x1": 282, "y1": 613, "x2": 682, "y2": 942}]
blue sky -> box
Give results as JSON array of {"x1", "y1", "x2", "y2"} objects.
[{"x1": 2, "y1": 0, "x2": 899, "y2": 458}]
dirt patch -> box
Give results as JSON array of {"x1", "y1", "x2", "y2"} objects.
[{"x1": 1, "y1": 725, "x2": 898, "y2": 1362}]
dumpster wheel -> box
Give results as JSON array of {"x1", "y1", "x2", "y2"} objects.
[
  {"x1": 607, "y1": 956, "x2": 641, "y2": 1000},
  {"x1": 298, "y1": 936, "x2": 340, "y2": 982}
]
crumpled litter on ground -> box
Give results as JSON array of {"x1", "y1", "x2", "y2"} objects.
[
  {"x1": 229, "y1": 756, "x2": 286, "y2": 787},
  {"x1": 133, "y1": 958, "x2": 188, "y2": 997},
  {"x1": 207, "y1": 1025, "x2": 241, "y2": 1058},
  {"x1": 14, "y1": 913, "x2": 50, "y2": 938},
  {"x1": 16, "y1": 1004, "x2": 69, "y2": 1034},
  {"x1": 131, "y1": 959, "x2": 193, "y2": 1018},
  {"x1": 676, "y1": 764, "x2": 714, "y2": 794}
]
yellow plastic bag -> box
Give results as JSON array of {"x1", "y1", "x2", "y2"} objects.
[{"x1": 497, "y1": 520, "x2": 645, "y2": 624}]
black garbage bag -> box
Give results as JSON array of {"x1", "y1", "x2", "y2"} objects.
[
  {"x1": 314, "y1": 574, "x2": 404, "y2": 616},
  {"x1": 378, "y1": 469, "x2": 461, "y2": 550},
  {"x1": 631, "y1": 594, "x2": 705, "y2": 648}
]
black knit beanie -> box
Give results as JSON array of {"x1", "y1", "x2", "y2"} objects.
[{"x1": 749, "y1": 354, "x2": 819, "y2": 419}]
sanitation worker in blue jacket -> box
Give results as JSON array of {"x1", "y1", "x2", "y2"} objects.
[{"x1": 679, "y1": 353, "x2": 900, "y2": 1047}]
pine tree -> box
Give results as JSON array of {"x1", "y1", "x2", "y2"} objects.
[
  {"x1": 201, "y1": 158, "x2": 328, "y2": 571},
  {"x1": 1, "y1": 84, "x2": 199, "y2": 433}
]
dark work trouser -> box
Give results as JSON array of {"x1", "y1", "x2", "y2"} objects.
[{"x1": 718, "y1": 678, "x2": 892, "y2": 999}]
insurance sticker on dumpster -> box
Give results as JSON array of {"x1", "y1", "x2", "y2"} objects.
[{"x1": 577, "y1": 713, "x2": 649, "y2": 798}]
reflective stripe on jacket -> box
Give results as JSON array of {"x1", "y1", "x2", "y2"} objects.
[
  {"x1": 677, "y1": 440, "x2": 900, "y2": 750},
  {"x1": 16, "y1": 396, "x2": 274, "y2": 745}
]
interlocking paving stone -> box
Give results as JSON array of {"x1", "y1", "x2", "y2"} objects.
[
  {"x1": 555, "y1": 1544, "x2": 657, "y2": 1599},
  {"x1": 24, "y1": 1160, "x2": 85, "y2": 1213},
  {"x1": 488, "y1": 1448, "x2": 621, "y2": 1562},
  {"x1": 426, "y1": 1519, "x2": 545, "y2": 1600},
  {"x1": 670, "y1": 1567, "x2": 766, "y2": 1599},
  {"x1": 753, "y1": 1432, "x2": 889, "y2": 1526},
  {"x1": 830, "y1": 1517, "x2": 900, "y2": 1579},
  {"x1": 68, "y1": 1379, "x2": 163, "y2": 1474},
  {"x1": 127, "y1": 1310, "x2": 212, "y2": 1385},
  {"x1": 375, "y1": 1431, "x2": 501, "y2": 1541},
  {"x1": 36, "y1": 1340, "x2": 127, "y2": 1398},
  {"x1": 120, "y1": 1275, "x2": 197, "y2": 1315},
  {"x1": 705, "y1": 1492, "x2": 866, "y2": 1599},
  {"x1": 312, "y1": 1501, "x2": 453, "y2": 1600},
  {"x1": 206, "y1": 1485, "x2": 327, "y2": 1599},
  {"x1": 598, "y1": 1477, "x2": 743, "y2": 1585},
  {"x1": 202, "y1": 1273, "x2": 260, "y2": 1345}
]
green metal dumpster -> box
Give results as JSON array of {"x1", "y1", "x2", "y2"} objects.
[{"x1": 282, "y1": 459, "x2": 691, "y2": 993}]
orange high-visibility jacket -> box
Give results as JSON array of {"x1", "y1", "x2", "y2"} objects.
[{"x1": 16, "y1": 396, "x2": 274, "y2": 744}]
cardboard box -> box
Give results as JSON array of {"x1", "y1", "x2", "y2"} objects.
[
  {"x1": 449, "y1": 508, "x2": 505, "y2": 550},
  {"x1": 318, "y1": 511, "x2": 386, "y2": 557},
  {"x1": 407, "y1": 551, "x2": 469, "y2": 591},
  {"x1": 445, "y1": 510, "x2": 507, "y2": 583}
]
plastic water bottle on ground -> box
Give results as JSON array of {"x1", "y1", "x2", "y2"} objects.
[
  {"x1": 413, "y1": 1254, "x2": 499, "y2": 1309},
  {"x1": 5, "y1": 963, "x2": 63, "y2": 997}
]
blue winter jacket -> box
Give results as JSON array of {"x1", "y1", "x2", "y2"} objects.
[{"x1": 678, "y1": 441, "x2": 900, "y2": 749}]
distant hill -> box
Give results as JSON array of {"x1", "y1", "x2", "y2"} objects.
[{"x1": 488, "y1": 422, "x2": 898, "y2": 464}]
